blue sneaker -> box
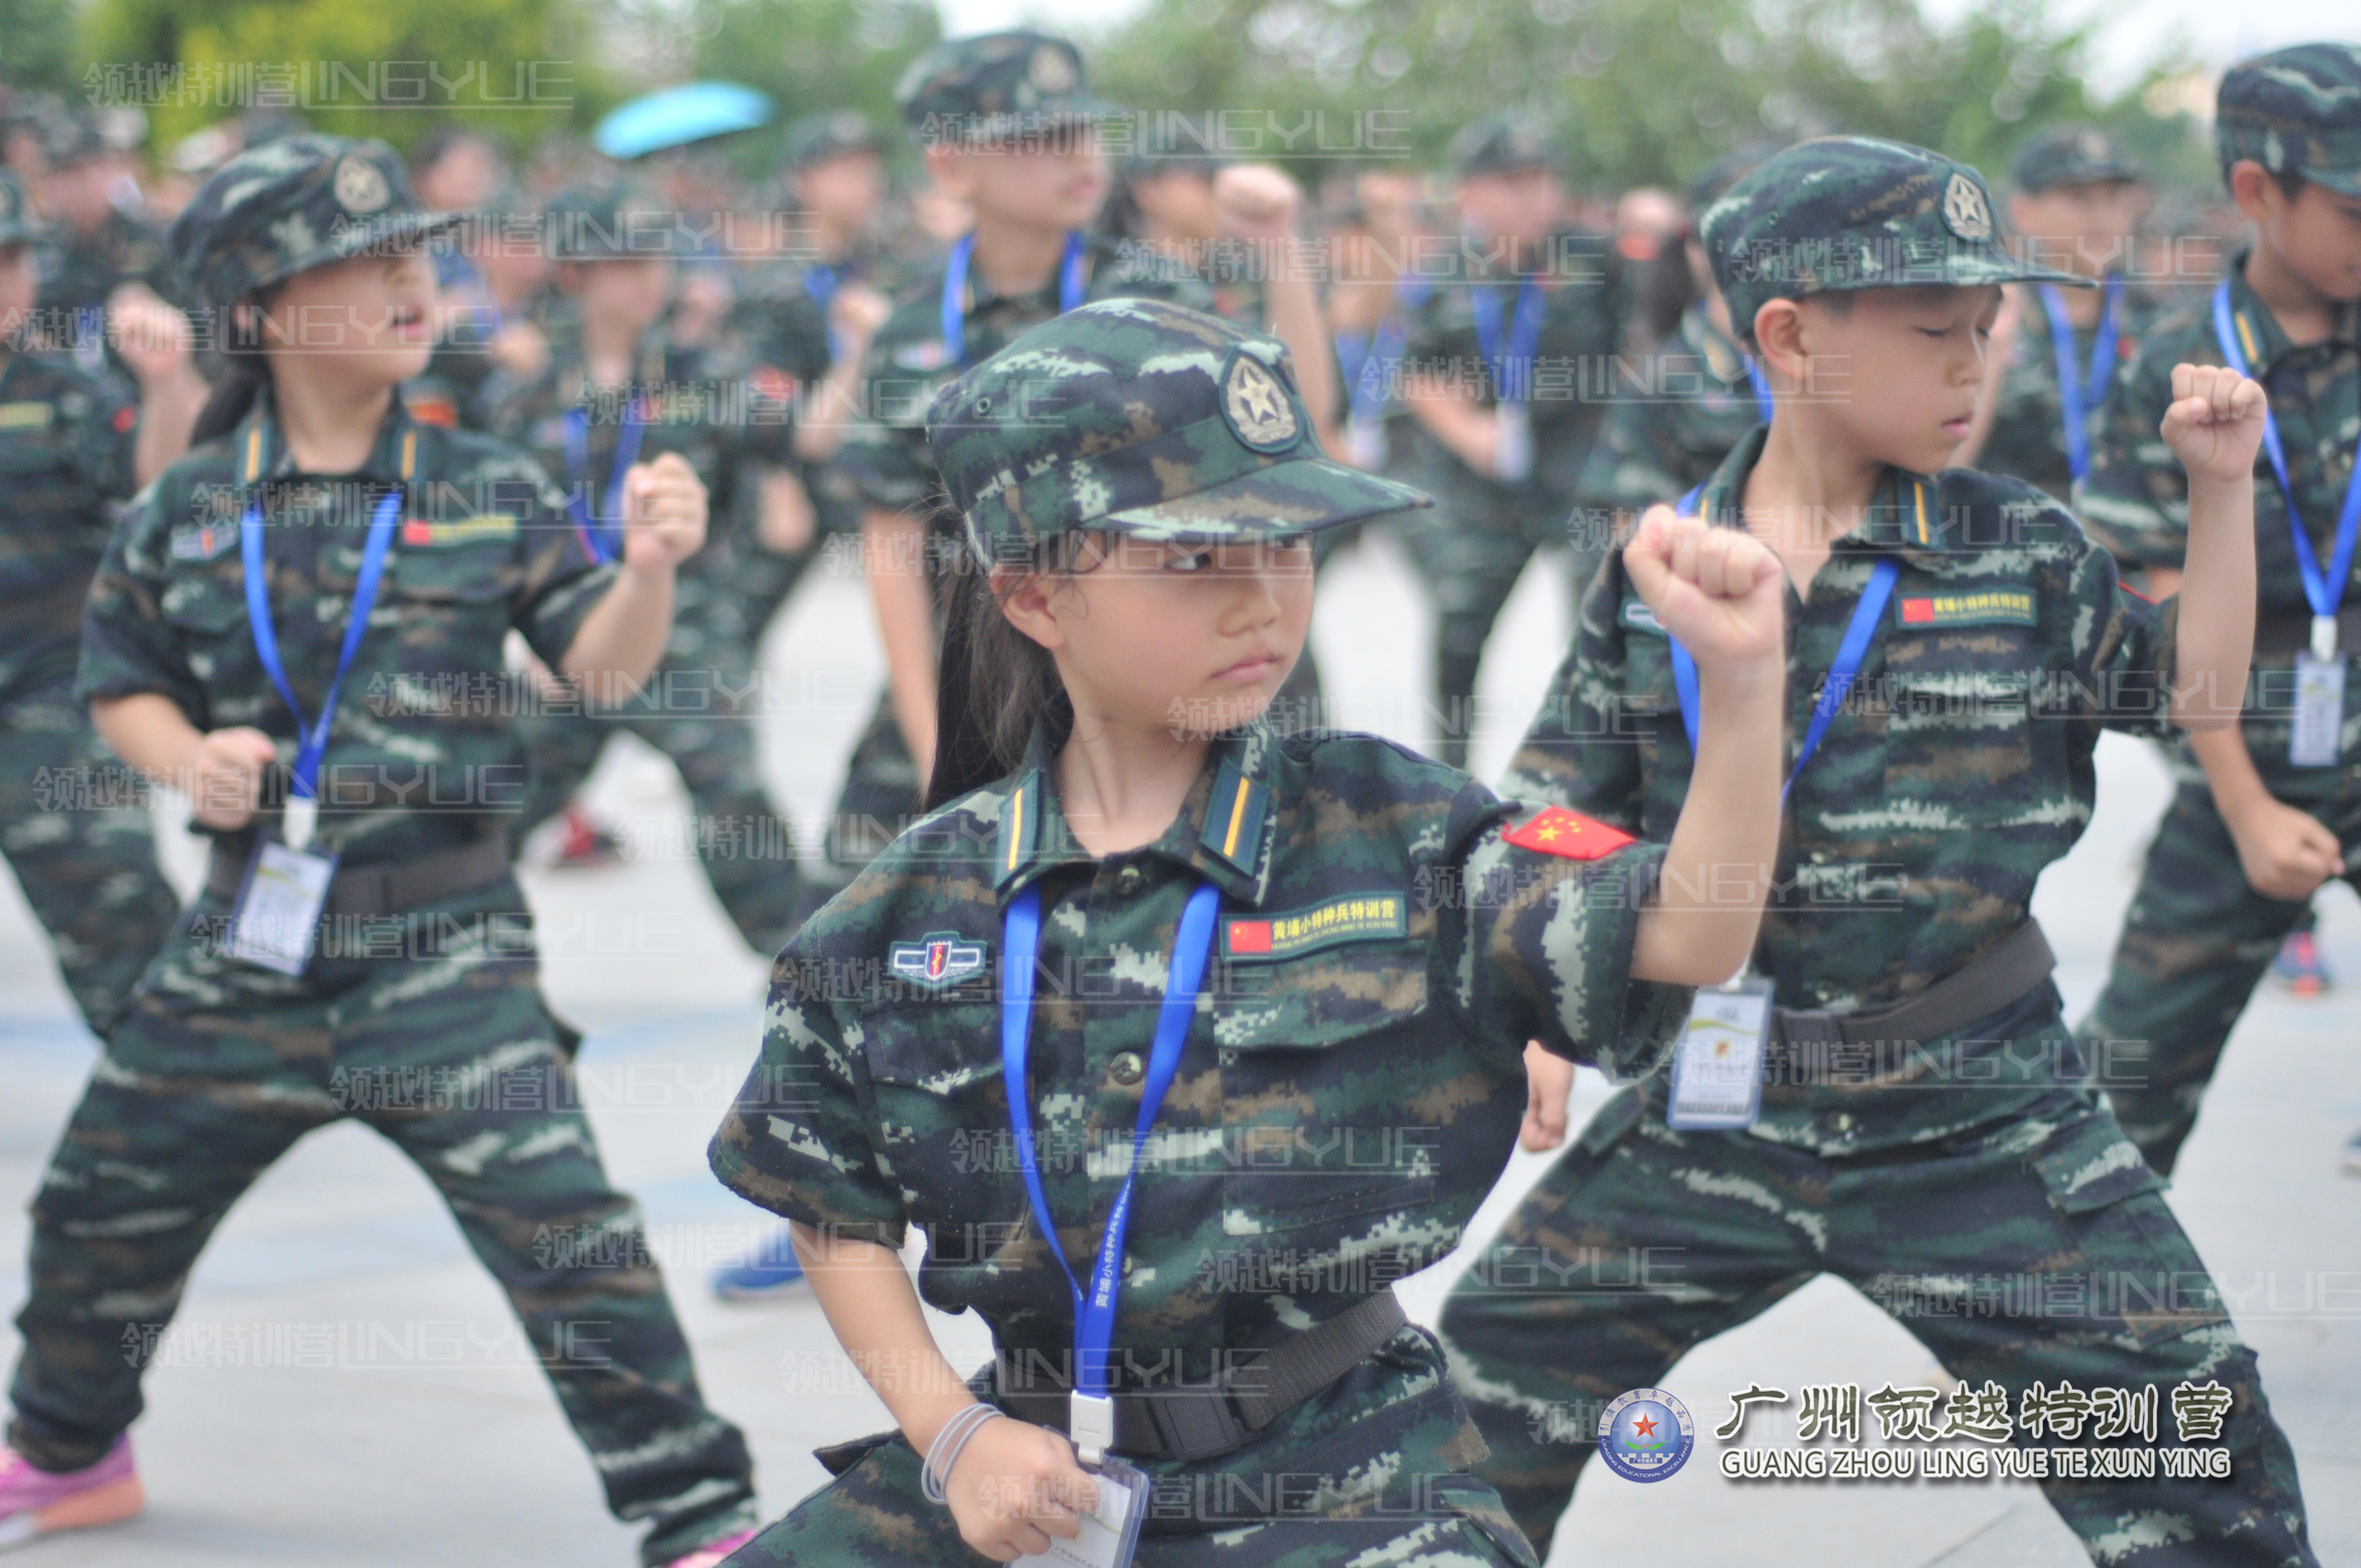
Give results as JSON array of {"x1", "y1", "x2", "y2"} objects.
[
  {"x1": 711, "y1": 1228, "x2": 809, "y2": 1302},
  {"x1": 2268, "y1": 929, "x2": 2333, "y2": 998}
]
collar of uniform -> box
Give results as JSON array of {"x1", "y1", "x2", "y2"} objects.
[
  {"x1": 953, "y1": 232, "x2": 1101, "y2": 318},
  {"x1": 232, "y1": 383, "x2": 423, "y2": 487},
  {"x1": 1682, "y1": 304, "x2": 1748, "y2": 386},
  {"x1": 991, "y1": 718, "x2": 1277, "y2": 907},
  {"x1": 2226, "y1": 247, "x2": 2361, "y2": 378},
  {"x1": 1694, "y1": 422, "x2": 1952, "y2": 558}
]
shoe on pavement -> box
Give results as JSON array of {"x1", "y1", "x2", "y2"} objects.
[
  {"x1": 0, "y1": 1436, "x2": 142, "y2": 1550},
  {"x1": 661, "y1": 1526, "x2": 758, "y2": 1567},
  {"x1": 2267, "y1": 929, "x2": 2332, "y2": 998},
  {"x1": 711, "y1": 1228, "x2": 809, "y2": 1302},
  {"x1": 2342, "y1": 1130, "x2": 2361, "y2": 1180}
]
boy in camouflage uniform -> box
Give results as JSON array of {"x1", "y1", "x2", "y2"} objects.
[
  {"x1": 2073, "y1": 45, "x2": 2361, "y2": 1175},
  {"x1": 0, "y1": 137, "x2": 758, "y2": 1566},
  {"x1": 1399, "y1": 115, "x2": 1625, "y2": 769},
  {"x1": 0, "y1": 167, "x2": 184, "y2": 1036},
  {"x1": 1437, "y1": 136, "x2": 2319, "y2": 1566},
  {"x1": 486, "y1": 181, "x2": 814, "y2": 957},
  {"x1": 709, "y1": 296, "x2": 1792, "y2": 1567}
]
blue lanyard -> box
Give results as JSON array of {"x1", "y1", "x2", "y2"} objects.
[
  {"x1": 1470, "y1": 276, "x2": 1546, "y2": 406},
  {"x1": 241, "y1": 488, "x2": 402, "y2": 805},
  {"x1": 1338, "y1": 274, "x2": 1434, "y2": 422},
  {"x1": 805, "y1": 263, "x2": 847, "y2": 363},
  {"x1": 2211, "y1": 278, "x2": 2361, "y2": 639},
  {"x1": 563, "y1": 398, "x2": 648, "y2": 565},
  {"x1": 1001, "y1": 879, "x2": 1221, "y2": 1414},
  {"x1": 1667, "y1": 483, "x2": 1898, "y2": 800},
  {"x1": 1743, "y1": 357, "x2": 1775, "y2": 424},
  {"x1": 2038, "y1": 277, "x2": 2123, "y2": 484},
  {"x1": 942, "y1": 231, "x2": 1087, "y2": 370}
]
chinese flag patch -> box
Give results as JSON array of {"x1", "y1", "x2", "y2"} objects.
[
  {"x1": 1503, "y1": 807, "x2": 1635, "y2": 861},
  {"x1": 112, "y1": 406, "x2": 137, "y2": 433}
]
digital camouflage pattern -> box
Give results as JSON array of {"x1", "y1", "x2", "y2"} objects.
[
  {"x1": 893, "y1": 29, "x2": 1120, "y2": 145},
  {"x1": 0, "y1": 345, "x2": 179, "y2": 1032},
  {"x1": 2214, "y1": 42, "x2": 2361, "y2": 199},
  {"x1": 782, "y1": 109, "x2": 883, "y2": 171},
  {"x1": 1699, "y1": 137, "x2": 2088, "y2": 347},
  {"x1": 1507, "y1": 421, "x2": 2182, "y2": 1154},
  {"x1": 1979, "y1": 279, "x2": 2161, "y2": 502},
  {"x1": 928, "y1": 298, "x2": 1429, "y2": 556},
  {"x1": 2072, "y1": 252, "x2": 2361, "y2": 1176},
  {"x1": 164, "y1": 134, "x2": 460, "y2": 315},
  {"x1": 482, "y1": 314, "x2": 813, "y2": 955},
  {"x1": 1449, "y1": 115, "x2": 1559, "y2": 179},
  {"x1": 709, "y1": 717, "x2": 1689, "y2": 1561},
  {"x1": 2009, "y1": 123, "x2": 2145, "y2": 194},
  {"x1": 1438, "y1": 1082, "x2": 2318, "y2": 1566},
  {"x1": 1574, "y1": 302, "x2": 1766, "y2": 514},
  {"x1": 77, "y1": 388, "x2": 613, "y2": 865},
  {"x1": 8, "y1": 876, "x2": 759, "y2": 1565}
]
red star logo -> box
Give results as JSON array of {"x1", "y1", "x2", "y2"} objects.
[{"x1": 1631, "y1": 1414, "x2": 1658, "y2": 1439}]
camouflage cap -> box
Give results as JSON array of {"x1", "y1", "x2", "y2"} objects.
[
  {"x1": 35, "y1": 107, "x2": 108, "y2": 170},
  {"x1": 1451, "y1": 114, "x2": 1560, "y2": 180},
  {"x1": 785, "y1": 110, "x2": 882, "y2": 172},
  {"x1": 895, "y1": 30, "x2": 1120, "y2": 148},
  {"x1": 542, "y1": 181, "x2": 676, "y2": 262},
  {"x1": 2217, "y1": 42, "x2": 2361, "y2": 197},
  {"x1": 166, "y1": 134, "x2": 463, "y2": 313},
  {"x1": 2011, "y1": 123, "x2": 2144, "y2": 193},
  {"x1": 0, "y1": 167, "x2": 45, "y2": 247},
  {"x1": 928, "y1": 298, "x2": 1431, "y2": 559},
  {"x1": 1701, "y1": 135, "x2": 2092, "y2": 342}
]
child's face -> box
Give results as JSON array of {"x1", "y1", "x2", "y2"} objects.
[
  {"x1": 260, "y1": 246, "x2": 438, "y2": 386},
  {"x1": 564, "y1": 256, "x2": 676, "y2": 333},
  {"x1": 1456, "y1": 170, "x2": 1562, "y2": 245},
  {"x1": 1131, "y1": 168, "x2": 1221, "y2": 242},
  {"x1": 1010, "y1": 534, "x2": 1315, "y2": 736},
  {"x1": 929, "y1": 127, "x2": 1108, "y2": 234},
  {"x1": 1783, "y1": 284, "x2": 2000, "y2": 475},
  {"x1": 2234, "y1": 163, "x2": 2361, "y2": 303},
  {"x1": 796, "y1": 152, "x2": 885, "y2": 230},
  {"x1": 0, "y1": 243, "x2": 36, "y2": 330},
  {"x1": 2007, "y1": 180, "x2": 2147, "y2": 277}
]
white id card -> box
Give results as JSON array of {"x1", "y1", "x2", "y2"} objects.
[
  {"x1": 1015, "y1": 1457, "x2": 1149, "y2": 1568},
  {"x1": 1666, "y1": 977, "x2": 1774, "y2": 1130},
  {"x1": 226, "y1": 839, "x2": 338, "y2": 976},
  {"x1": 2291, "y1": 652, "x2": 2345, "y2": 769},
  {"x1": 1346, "y1": 409, "x2": 1386, "y2": 471},
  {"x1": 1494, "y1": 401, "x2": 1533, "y2": 484}
]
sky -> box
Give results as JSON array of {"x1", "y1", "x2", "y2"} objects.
[{"x1": 935, "y1": 0, "x2": 2361, "y2": 100}]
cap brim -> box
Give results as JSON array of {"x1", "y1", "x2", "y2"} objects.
[
  {"x1": 251, "y1": 208, "x2": 467, "y2": 294},
  {"x1": 1098, "y1": 451, "x2": 1434, "y2": 543},
  {"x1": 2299, "y1": 165, "x2": 2361, "y2": 198}
]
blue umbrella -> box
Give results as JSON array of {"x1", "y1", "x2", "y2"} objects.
[{"x1": 594, "y1": 81, "x2": 774, "y2": 160}]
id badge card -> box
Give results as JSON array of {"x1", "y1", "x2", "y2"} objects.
[
  {"x1": 2290, "y1": 652, "x2": 2346, "y2": 769},
  {"x1": 1346, "y1": 409, "x2": 1386, "y2": 471},
  {"x1": 1666, "y1": 977, "x2": 1774, "y2": 1130},
  {"x1": 1494, "y1": 401, "x2": 1533, "y2": 484},
  {"x1": 226, "y1": 837, "x2": 339, "y2": 976},
  {"x1": 1015, "y1": 1457, "x2": 1149, "y2": 1568}
]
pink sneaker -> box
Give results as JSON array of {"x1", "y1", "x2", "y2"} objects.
[
  {"x1": 0, "y1": 1436, "x2": 143, "y2": 1548},
  {"x1": 661, "y1": 1526, "x2": 758, "y2": 1568}
]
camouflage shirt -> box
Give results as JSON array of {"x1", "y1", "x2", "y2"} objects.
[
  {"x1": 2076, "y1": 247, "x2": 2361, "y2": 793},
  {"x1": 1399, "y1": 229, "x2": 1625, "y2": 500},
  {"x1": 711, "y1": 720, "x2": 1687, "y2": 1385},
  {"x1": 77, "y1": 387, "x2": 612, "y2": 864},
  {"x1": 1507, "y1": 423, "x2": 2181, "y2": 1154},
  {"x1": 0, "y1": 348, "x2": 138, "y2": 662},
  {"x1": 1575, "y1": 303, "x2": 1765, "y2": 515},
  {"x1": 1979, "y1": 277, "x2": 2158, "y2": 503}
]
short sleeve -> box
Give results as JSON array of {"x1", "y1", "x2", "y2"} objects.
[
  {"x1": 709, "y1": 950, "x2": 909, "y2": 1247},
  {"x1": 2054, "y1": 519, "x2": 2179, "y2": 742},
  {"x1": 74, "y1": 478, "x2": 209, "y2": 721},
  {"x1": 507, "y1": 463, "x2": 616, "y2": 667},
  {"x1": 2074, "y1": 338, "x2": 2190, "y2": 572},
  {"x1": 833, "y1": 308, "x2": 946, "y2": 516},
  {"x1": 66, "y1": 373, "x2": 140, "y2": 503}
]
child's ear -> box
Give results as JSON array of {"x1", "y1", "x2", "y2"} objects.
[
  {"x1": 924, "y1": 145, "x2": 977, "y2": 203},
  {"x1": 1752, "y1": 297, "x2": 1807, "y2": 385},
  {"x1": 2225, "y1": 160, "x2": 2275, "y2": 223},
  {"x1": 991, "y1": 565, "x2": 1067, "y2": 651}
]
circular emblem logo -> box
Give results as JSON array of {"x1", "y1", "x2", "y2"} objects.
[
  {"x1": 2077, "y1": 129, "x2": 2109, "y2": 162},
  {"x1": 1222, "y1": 355, "x2": 1300, "y2": 451},
  {"x1": 333, "y1": 155, "x2": 391, "y2": 216},
  {"x1": 1595, "y1": 1387, "x2": 1695, "y2": 1483},
  {"x1": 1940, "y1": 172, "x2": 1992, "y2": 241},
  {"x1": 1028, "y1": 45, "x2": 1078, "y2": 95}
]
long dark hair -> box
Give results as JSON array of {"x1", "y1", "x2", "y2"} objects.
[
  {"x1": 190, "y1": 280, "x2": 289, "y2": 445},
  {"x1": 923, "y1": 541, "x2": 1075, "y2": 810}
]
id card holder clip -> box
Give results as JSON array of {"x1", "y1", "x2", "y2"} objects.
[
  {"x1": 1016, "y1": 1455, "x2": 1149, "y2": 1568},
  {"x1": 226, "y1": 830, "x2": 338, "y2": 977},
  {"x1": 2291, "y1": 618, "x2": 2344, "y2": 770},
  {"x1": 1666, "y1": 974, "x2": 1774, "y2": 1131},
  {"x1": 1069, "y1": 1392, "x2": 1116, "y2": 1469},
  {"x1": 1494, "y1": 401, "x2": 1533, "y2": 484}
]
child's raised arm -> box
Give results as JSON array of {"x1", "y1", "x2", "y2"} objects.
[{"x1": 2155, "y1": 362, "x2": 2264, "y2": 732}]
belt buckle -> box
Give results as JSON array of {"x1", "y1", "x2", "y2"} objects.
[
  {"x1": 1143, "y1": 1385, "x2": 1250, "y2": 1463},
  {"x1": 1776, "y1": 1009, "x2": 1843, "y2": 1046}
]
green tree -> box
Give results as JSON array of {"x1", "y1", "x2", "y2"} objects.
[
  {"x1": 1, "y1": 0, "x2": 83, "y2": 96},
  {"x1": 676, "y1": 0, "x2": 939, "y2": 179}
]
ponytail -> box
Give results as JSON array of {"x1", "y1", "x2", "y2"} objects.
[
  {"x1": 923, "y1": 546, "x2": 1073, "y2": 811},
  {"x1": 189, "y1": 281, "x2": 287, "y2": 447}
]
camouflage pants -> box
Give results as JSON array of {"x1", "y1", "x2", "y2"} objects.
[
  {"x1": 6, "y1": 879, "x2": 756, "y2": 1565},
  {"x1": 727, "y1": 1327, "x2": 1538, "y2": 1568},
  {"x1": 2075, "y1": 779, "x2": 2361, "y2": 1175},
  {"x1": 1436, "y1": 1089, "x2": 2315, "y2": 1566},
  {"x1": 0, "y1": 650, "x2": 181, "y2": 1036},
  {"x1": 515, "y1": 640, "x2": 811, "y2": 960},
  {"x1": 1396, "y1": 465, "x2": 1601, "y2": 772}
]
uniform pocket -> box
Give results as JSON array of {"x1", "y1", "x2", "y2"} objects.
[
  {"x1": 1880, "y1": 624, "x2": 2042, "y2": 827},
  {"x1": 388, "y1": 539, "x2": 515, "y2": 604},
  {"x1": 857, "y1": 1000, "x2": 1010, "y2": 1233},
  {"x1": 159, "y1": 570, "x2": 249, "y2": 635},
  {"x1": 2030, "y1": 1116, "x2": 2229, "y2": 1347}
]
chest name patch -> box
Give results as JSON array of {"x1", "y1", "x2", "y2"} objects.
[
  {"x1": 401, "y1": 514, "x2": 518, "y2": 547},
  {"x1": 889, "y1": 932, "x2": 989, "y2": 988},
  {"x1": 1895, "y1": 589, "x2": 2035, "y2": 629},
  {"x1": 1504, "y1": 806, "x2": 1636, "y2": 861},
  {"x1": 168, "y1": 521, "x2": 240, "y2": 561},
  {"x1": 1222, "y1": 894, "x2": 1407, "y2": 960},
  {"x1": 0, "y1": 401, "x2": 55, "y2": 432}
]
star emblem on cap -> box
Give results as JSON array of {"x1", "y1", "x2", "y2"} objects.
[
  {"x1": 1940, "y1": 172, "x2": 1992, "y2": 241},
  {"x1": 1223, "y1": 356, "x2": 1299, "y2": 449},
  {"x1": 333, "y1": 154, "x2": 390, "y2": 216},
  {"x1": 1029, "y1": 45, "x2": 1078, "y2": 94}
]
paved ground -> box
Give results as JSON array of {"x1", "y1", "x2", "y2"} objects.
[{"x1": 2, "y1": 530, "x2": 2355, "y2": 1566}]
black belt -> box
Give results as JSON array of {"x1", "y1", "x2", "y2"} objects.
[
  {"x1": 1769, "y1": 921, "x2": 2055, "y2": 1050},
  {"x1": 993, "y1": 1292, "x2": 1409, "y2": 1463},
  {"x1": 2254, "y1": 605, "x2": 2361, "y2": 658},
  {"x1": 206, "y1": 829, "x2": 513, "y2": 917}
]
